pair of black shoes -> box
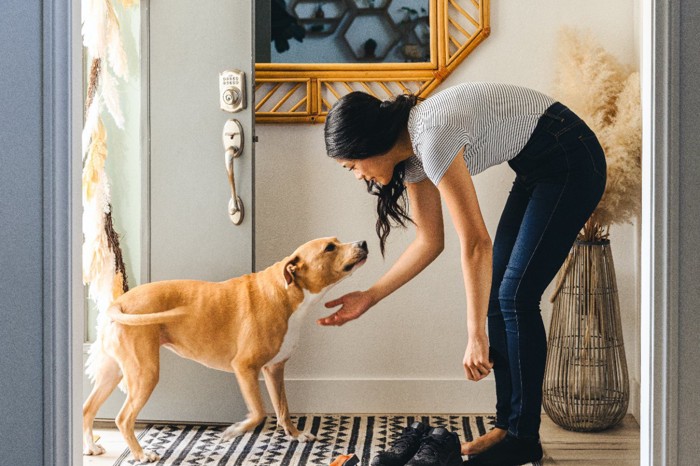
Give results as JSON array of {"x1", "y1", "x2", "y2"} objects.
[{"x1": 371, "y1": 421, "x2": 463, "y2": 466}]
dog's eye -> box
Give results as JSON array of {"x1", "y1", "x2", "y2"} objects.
[{"x1": 324, "y1": 243, "x2": 336, "y2": 252}]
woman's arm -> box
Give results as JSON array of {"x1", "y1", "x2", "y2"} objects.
[
  {"x1": 317, "y1": 178, "x2": 445, "y2": 326},
  {"x1": 437, "y1": 149, "x2": 493, "y2": 381}
]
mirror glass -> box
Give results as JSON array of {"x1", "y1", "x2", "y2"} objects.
[{"x1": 257, "y1": 0, "x2": 430, "y2": 64}]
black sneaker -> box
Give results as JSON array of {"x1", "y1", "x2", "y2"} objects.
[
  {"x1": 405, "y1": 427, "x2": 462, "y2": 466},
  {"x1": 371, "y1": 421, "x2": 431, "y2": 466}
]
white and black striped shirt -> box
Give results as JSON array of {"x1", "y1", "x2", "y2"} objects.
[{"x1": 404, "y1": 82, "x2": 556, "y2": 185}]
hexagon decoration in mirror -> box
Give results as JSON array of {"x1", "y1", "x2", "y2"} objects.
[
  {"x1": 340, "y1": 10, "x2": 401, "y2": 62},
  {"x1": 255, "y1": 0, "x2": 490, "y2": 123},
  {"x1": 290, "y1": 0, "x2": 350, "y2": 37}
]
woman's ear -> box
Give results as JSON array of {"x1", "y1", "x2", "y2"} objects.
[{"x1": 283, "y1": 256, "x2": 299, "y2": 289}]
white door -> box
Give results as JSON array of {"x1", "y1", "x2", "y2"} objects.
[{"x1": 97, "y1": 0, "x2": 255, "y2": 423}]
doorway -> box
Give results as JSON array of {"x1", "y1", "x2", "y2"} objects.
[{"x1": 55, "y1": 0, "x2": 674, "y2": 464}]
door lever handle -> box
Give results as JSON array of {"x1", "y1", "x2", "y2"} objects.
[{"x1": 223, "y1": 119, "x2": 244, "y2": 225}]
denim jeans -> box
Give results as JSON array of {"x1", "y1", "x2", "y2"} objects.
[{"x1": 487, "y1": 102, "x2": 607, "y2": 440}]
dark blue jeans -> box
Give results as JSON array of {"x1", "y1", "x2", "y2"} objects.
[{"x1": 487, "y1": 102, "x2": 606, "y2": 440}]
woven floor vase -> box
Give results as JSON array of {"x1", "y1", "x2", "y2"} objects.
[{"x1": 543, "y1": 239, "x2": 629, "y2": 431}]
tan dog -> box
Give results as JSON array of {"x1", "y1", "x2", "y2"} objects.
[{"x1": 83, "y1": 237, "x2": 368, "y2": 462}]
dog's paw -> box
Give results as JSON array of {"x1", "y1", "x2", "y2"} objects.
[
  {"x1": 295, "y1": 431, "x2": 316, "y2": 443},
  {"x1": 83, "y1": 443, "x2": 106, "y2": 456},
  {"x1": 221, "y1": 422, "x2": 246, "y2": 441},
  {"x1": 132, "y1": 449, "x2": 160, "y2": 462}
]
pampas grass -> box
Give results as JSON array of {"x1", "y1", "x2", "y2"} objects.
[
  {"x1": 82, "y1": 0, "x2": 129, "y2": 80},
  {"x1": 82, "y1": 120, "x2": 118, "y2": 309},
  {"x1": 82, "y1": 0, "x2": 138, "y2": 385},
  {"x1": 554, "y1": 28, "x2": 642, "y2": 242}
]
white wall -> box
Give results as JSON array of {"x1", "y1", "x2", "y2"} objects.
[{"x1": 255, "y1": 0, "x2": 641, "y2": 414}]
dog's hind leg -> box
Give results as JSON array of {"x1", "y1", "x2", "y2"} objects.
[
  {"x1": 263, "y1": 361, "x2": 315, "y2": 442},
  {"x1": 115, "y1": 333, "x2": 161, "y2": 463},
  {"x1": 82, "y1": 354, "x2": 122, "y2": 456},
  {"x1": 222, "y1": 359, "x2": 266, "y2": 441}
]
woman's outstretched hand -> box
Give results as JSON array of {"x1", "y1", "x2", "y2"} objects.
[
  {"x1": 317, "y1": 291, "x2": 375, "y2": 326},
  {"x1": 463, "y1": 332, "x2": 493, "y2": 381}
]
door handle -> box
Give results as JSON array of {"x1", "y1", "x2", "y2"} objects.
[{"x1": 223, "y1": 119, "x2": 244, "y2": 225}]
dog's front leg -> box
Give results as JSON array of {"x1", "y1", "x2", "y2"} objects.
[
  {"x1": 222, "y1": 360, "x2": 266, "y2": 441},
  {"x1": 263, "y1": 361, "x2": 315, "y2": 442}
]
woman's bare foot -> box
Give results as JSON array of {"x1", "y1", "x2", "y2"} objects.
[{"x1": 461, "y1": 427, "x2": 507, "y2": 455}]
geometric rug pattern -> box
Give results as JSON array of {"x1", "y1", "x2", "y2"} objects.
[{"x1": 114, "y1": 414, "x2": 540, "y2": 466}]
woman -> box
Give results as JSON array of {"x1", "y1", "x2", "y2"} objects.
[{"x1": 319, "y1": 83, "x2": 606, "y2": 466}]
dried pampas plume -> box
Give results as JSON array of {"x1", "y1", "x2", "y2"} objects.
[
  {"x1": 82, "y1": 0, "x2": 139, "y2": 291},
  {"x1": 554, "y1": 28, "x2": 642, "y2": 242},
  {"x1": 83, "y1": 0, "x2": 138, "y2": 384}
]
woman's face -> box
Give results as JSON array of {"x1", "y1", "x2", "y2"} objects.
[{"x1": 337, "y1": 155, "x2": 394, "y2": 186}]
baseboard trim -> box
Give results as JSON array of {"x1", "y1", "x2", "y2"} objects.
[{"x1": 280, "y1": 378, "x2": 497, "y2": 413}]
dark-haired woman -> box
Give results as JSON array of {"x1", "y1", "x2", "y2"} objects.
[{"x1": 319, "y1": 83, "x2": 607, "y2": 466}]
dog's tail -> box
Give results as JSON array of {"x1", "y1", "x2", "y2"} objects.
[{"x1": 107, "y1": 303, "x2": 187, "y2": 326}]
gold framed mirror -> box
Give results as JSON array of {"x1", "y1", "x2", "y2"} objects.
[{"x1": 255, "y1": 0, "x2": 490, "y2": 123}]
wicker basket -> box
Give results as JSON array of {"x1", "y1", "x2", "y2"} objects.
[{"x1": 543, "y1": 240, "x2": 629, "y2": 431}]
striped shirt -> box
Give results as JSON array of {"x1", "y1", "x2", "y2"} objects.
[{"x1": 404, "y1": 82, "x2": 556, "y2": 185}]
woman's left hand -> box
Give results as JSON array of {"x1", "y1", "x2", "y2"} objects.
[{"x1": 463, "y1": 332, "x2": 493, "y2": 381}]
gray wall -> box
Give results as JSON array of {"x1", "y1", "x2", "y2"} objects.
[
  {"x1": 0, "y1": 1, "x2": 46, "y2": 465},
  {"x1": 678, "y1": 1, "x2": 700, "y2": 463},
  {"x1": 1, "y1": 1, "x2": 76, "y2": 464}
]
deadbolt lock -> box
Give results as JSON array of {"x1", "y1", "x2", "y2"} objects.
[{"x1": 219, "y1": 70, "x2": 246, "y2": 113}]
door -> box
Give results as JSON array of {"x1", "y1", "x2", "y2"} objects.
[{"x1": 96, "y1": 0, "x2": 255, "y2": 423}]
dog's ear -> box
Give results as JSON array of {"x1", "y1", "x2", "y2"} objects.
[{"x1": 283, "y1": 256, "x2": 300, "y2": 289}]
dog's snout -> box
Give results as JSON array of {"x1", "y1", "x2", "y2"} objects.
[{"x1": 356, "y1": 241, "x2": 368, "y2": 253}]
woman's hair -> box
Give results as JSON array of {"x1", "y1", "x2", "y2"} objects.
[{"x1": 324, "y1": 91, "x2": 420, "y2": 256}]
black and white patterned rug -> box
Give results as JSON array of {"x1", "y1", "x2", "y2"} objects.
[{"x1": 114, "y1": 414, "x2": 540, "y2": 466}]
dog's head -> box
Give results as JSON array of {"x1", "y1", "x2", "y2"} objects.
[{"x1": 282, "y1": 237, "x2": 368, "y2": 293}]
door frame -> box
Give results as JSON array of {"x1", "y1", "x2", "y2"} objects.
[
  {"x1": 44, "y1": 0, "x2": 679, "y2": 464},
  {"x1": 44, "y1": 0, "x2": 83, "y2": 464},
  {"x1": 639, "y1": 0, "x2": 680, "y2": 464}
]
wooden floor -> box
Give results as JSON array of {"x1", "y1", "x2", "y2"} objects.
[
  {"x1": 539, "y1": 415, "x2": 639, "y2": 465},
  {"x1": 83, "y1": 414, "x2": 639, "y2": 465}
]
